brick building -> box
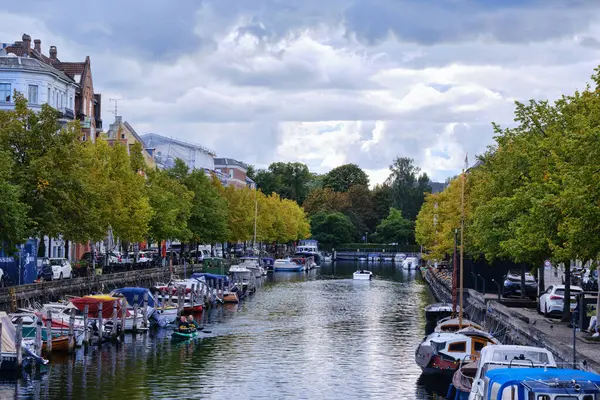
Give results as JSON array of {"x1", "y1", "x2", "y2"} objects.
[{"x1": 214, "y1": 158, "x2": 256, "y2": 189}]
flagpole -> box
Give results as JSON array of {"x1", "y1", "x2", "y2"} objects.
[{"x1": 459, "y1": 153, "x2": 468, "y2": 328}]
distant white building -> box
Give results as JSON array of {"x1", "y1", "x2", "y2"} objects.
[{"x1": 141, "y1": 133, "x2": 216, "y2": 171}]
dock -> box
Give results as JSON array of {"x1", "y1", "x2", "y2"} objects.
[{"x1": 422, "y1": 266, "x2": 600, "y2": 374}]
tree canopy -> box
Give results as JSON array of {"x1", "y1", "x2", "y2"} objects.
[
  {"x1": 309, "y1": 212, "x2": 356, "y2": 248},
  {"x1": 322, "y1": 163, "x2": 369, "y2": 192}
]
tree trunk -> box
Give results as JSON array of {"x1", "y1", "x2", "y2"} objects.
[
  {"x1": 562, "y1": 260, "x2": 572, "y2": 323},
  {"x1": 38, "y1": 236, "x2": 46, "y2": 258},
  {"x1": 538, "y1": 261, "x2": 545, "y2": 295}
]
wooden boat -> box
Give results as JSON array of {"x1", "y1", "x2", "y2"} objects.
[
  {"x1": 448, "y1": 360, "x2": 478, "y2": 399},
  {"x1": 70, "y1": 295, "x2": 126, "y2": 319},
  {"x1": 415, "y1": 328, "x2": 499, "y2": 375},
  {"x1": 222, "y1": 291, "x2": 239, "y2": 303},
  {"x1": 434, "y1": 317, "x2": 482, "y2": 333},
  {"x1": 171, "y1": 330, "x2": 198, "y2": 340},
  {"x1": 353, "y1": 270, "x2": 373, "y2": 280},
  {"x1": 42, "y1": 336, "x2": 70, "y2": 353}
]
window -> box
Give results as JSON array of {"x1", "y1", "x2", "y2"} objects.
[
  {"x1": 473, "y1": 340, "x2": 486, "y2": 352},
  {"x1": 28, "y1": 85, "x2": 38, "y2": 104},
  {"x1": 0, "y1": 83, "x2": 11, "y2": 103},
  {"x1": 229, "y1": 170, "x2": 234, "y2": 179},
  {"x1": 448, "y1": 341, "x2": 466, "y2": 352}
]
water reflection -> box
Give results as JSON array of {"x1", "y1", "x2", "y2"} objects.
[{"x1": 15, "y1": 261, "x2": 451, "y2": 399}]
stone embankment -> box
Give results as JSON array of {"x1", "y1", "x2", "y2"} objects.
[{"x1": 422, "y1": 267, "x2": 600, "y2": 374}]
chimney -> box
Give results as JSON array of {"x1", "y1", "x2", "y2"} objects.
[
  {"x1": 49, "y1": 46, "x2": 57, "y2": 60},
  {"x1": 34, "y1": 39, "x2": 41, "y2": 53},
  {"x1": 22, "y1": 34, "x2": 31, "y2": 55}
]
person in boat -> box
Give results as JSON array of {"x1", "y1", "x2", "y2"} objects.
[
  {"x1": 187, "y1": 315, "x2": 199, "y2": 331},
  {"x1": 177, "y1": 316, "x2": 190, "y2": 332}
]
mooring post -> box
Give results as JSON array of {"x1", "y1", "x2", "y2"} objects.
[
  {"x1": 83, "y1": 304, "x2": 89, "y2": 347},
  {"x1": 177, "y1": 286, "x2": 184, "y2": 316},
  {"x1": 111, "y1": 300, "x2": 118, "y2": 341},
  {"x1": 133, "y1": 294, "x2": 139, "y2": 334},
  {"x1": 142, "y1": 292, "x2": 148, "y2": 329},
  {"x1": 68, "y1": 308, "x2": 76, "y2": 353},
  {"x1": 15, "y1": 318, "x2": 22, "y2": 372},
  {"x1": 45, "y1": 310, "x2": 53, "y2": 354},
  {"x1": 161, "y1": 289, "x2": 166, "y2": 311},
  {"x1": 97, "y1": 301, "x2": 103, "y2": 346},
  {"x1": 120, "y1": 298, "x2": 126, "y2": 339},
  {"x1": 190, "y1": 284, "x2": 196, "y2": 310},
  {"x1": 168, "y1": 288, "x2": 173, "y2": 307},
  {"x1": 0, "y1": 321, "x2": 3, "y2": 361},
  {"x1": 35, "y1": 318, "x2": 43, "y2": 356}
]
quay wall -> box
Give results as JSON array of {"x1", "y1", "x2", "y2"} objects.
[
  {"x1": 0, "y1": 264, "x2": 205, "y2": 312},
  {"x1": 422, "y1": 267, "x2": 600, "y2": 374}
]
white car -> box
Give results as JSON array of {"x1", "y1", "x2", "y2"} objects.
[
  {"x1": 137, "y1": 252, "x2": 152, "y2": 264},
  {"x1": 538, "y1": 284, "x2": 582, "y2": 317},
  {"x1": 48, "y1": 258, "x2": 73, "y2": 280}
]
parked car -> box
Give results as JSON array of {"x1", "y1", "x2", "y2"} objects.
[
  {"x1": 538, "y1": 284, "x2": 583, "y2": 317},
  {"x1": 136, "y1": 251, "x2": 152, "y2": 265},
  {"x1": 502, "y1": 269, "x2": 538, "y2": 299},
  {"x1": 80, "y1": 252, "x2": 105, "y2": 266},
  {"x1": 45, "y1": 258, "x2": 73, "y2": 280}
]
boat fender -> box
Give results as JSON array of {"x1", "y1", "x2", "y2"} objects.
[{"x1": 415, "y1": 344, "x2": 434, "y2": 368}]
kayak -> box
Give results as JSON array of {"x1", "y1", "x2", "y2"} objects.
[{"x1": 171, "y1": 330, "x2": 198, "y2": 340}]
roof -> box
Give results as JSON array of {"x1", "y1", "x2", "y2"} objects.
[
  {"x1": 485, "y1": 368, "x2": 600, "y2": 394},
  {"x1": 53, "y1": 62, "x2": 85, "y2": 82},
  {"x1": 141, "y1": 133, "x2": 216, "y2": 156},
  {"x1": 214, "y1": 157, "x2": 249, "y2": 170},
  {"x1": 0, "y1": 56, "x2": 75, "y2": 84}
]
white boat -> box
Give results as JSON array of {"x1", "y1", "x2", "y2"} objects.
[
  {"x1": 394, "y1": 253, "x2": 406, "y2": 263},
  {"x1": 295, "y1": 240, "x2": 322, "y2": 265},
  {"x1": 415, "y1": 328, "x2": 499, "y2": 375},
  {"x1": 323, "y1": 255, "x2": 333, "y2": 263},
  {"x1": 238, "y1": 257, "x2": 264, "y2": 278},
  {"x1": 424, "y1": 302, "x2": 459, "y2": 322},
  {"x1": 273, "y1": 258, "x2": 304, "y2": 272},
  {"x1": 467, "y1": 345, "x2": 558, "y2": 400},
  {"x1": 353, "y1": 270, "x2": 373, "y2": 280},
  {"x1": 402, "y1": 256, "x2": 418, "y2": 269}
]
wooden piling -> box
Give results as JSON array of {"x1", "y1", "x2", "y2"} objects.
[
  {"x1": 111, "y1": 300, "x2": 118, "y2": 341},
  {"x1": 35, "y1": 318, "x2": 43, "y2": 356},
  {"x1": 161, "y1": 289, "x2": 166, "y2": 311},
  {"x1": 97, "y1": 302, "x2": 103, "y2": 346},
  {"x1": 190, "y1": 284, "x2": 196, "y2": 310},
  {"x1": 120, "y1": 298, "x2": 126, "y2": 339},
  {"x1": 15, "y1": 318, "x2": 22, "y2": 371},
  {"x1": 45, "y1": 310, "x2": 53, "y2": 354},
  {"x1": 168, "y1": 288, "x2": 173, "y2": 307},
  {"x1": 177, "y1": 286, "x2": 183, "y2": 316},
  {"x1": 142, "y1": 292, "x2": 148, "y2": 329},
  {"x1": 68, "y1": 308, "x2": 75, "y2": 353},
  {"x1": 133, "y1": 294, "x2": 139, "y2": 333},
  {"x1": 83, "y1": 304, "x2": 89, "y2": 347},
  {"x1": 0, "y1": 321, "x2": 3, "y2": 359}
]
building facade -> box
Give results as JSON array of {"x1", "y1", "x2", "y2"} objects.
[
  {"x1": 106, "y1": 116, "x2": 156, "y2": 169},
  {"x1": 214, "y1": 158, "x2": 256, "y2": 189},
  {"x1": 0, "y1": 54, "x2": 78, "y2": 122},
  {"x1": 3, "y1": 34, "x2": 102, "y2": 142}
]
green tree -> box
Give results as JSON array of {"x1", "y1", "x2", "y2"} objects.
[
  {"x1": 372, "y1": 183, "x2": 392, "y2": 223},
  {"x1": 302, "y1": 187, "x2": 350, "y2": 216},
  {"x1": 309, "y1": 211, "x2": 356, "y2": 248},
  {"x1": 345, "y1": 184, "x2": 377, "y2": 234},
  {"x1": 374, "y1": 208, "x2": 414, "y2": 245},
  {"x1": 322, "y1": 164, "x2": 369, "y2": 192},
  {"x1": 0, "y1": 150, "x2": 30, "y2": 250},
  {"x1": 386, "y1": 157, "x2": 431, "y2": 221},
  {"x1": 146, "y1": 168, "x2": 193, "y2": 243},
  {"x1": 254, "y1": 162, "x2": 313, "y2": 203}
]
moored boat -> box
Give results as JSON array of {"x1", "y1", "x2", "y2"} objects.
[
  {"x1": 415, "y1": 328, "x2": 499, "y2": 375},
  {"x1": 425, "y1": 303, "x2": 458, "y2": 322},
  {"x1": 273, "y1": 258, "x2": 304, "y2": 272},
  {"x1": 434, "y1": 317, "x2": 482, "y2": 333},
  {"x1": 353, "y1": 270, "x2": 373, "y2": 280},
  {"x1": 171, "y1": 330, "x2": 198, "y2": 340}
]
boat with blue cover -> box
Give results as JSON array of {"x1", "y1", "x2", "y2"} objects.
[{"x1": 471, "y1": 367, "x2": 600, "y2": 400}]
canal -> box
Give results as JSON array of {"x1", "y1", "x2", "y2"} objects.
[{"x1": 12, "y1": 262, "x2": 451, "y2": 399}]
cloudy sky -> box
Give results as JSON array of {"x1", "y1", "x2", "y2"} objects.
[{"x1": 3, "y1": 1, "x2": 600, "y2": 185}]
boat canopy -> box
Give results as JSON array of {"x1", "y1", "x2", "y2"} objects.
[
  {"x1": 111, "y1": 287, "x2": 157, "y2": 308},
  {"x1": 486, "y1": 368, "x2": 600, "y2": 398},
  {"x1": 191, "y1": 273, "x2": 230, "y2": 285},
  {"x1": 0, "y1": 312, "x2": 17, "y2": 353},
  {"x1": 71, "y1": 295, "x2": 127, "y2": 318}
]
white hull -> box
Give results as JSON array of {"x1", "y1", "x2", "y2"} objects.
[{"x1": 353, "y1": 271, "x2": 373, "y2": 280}]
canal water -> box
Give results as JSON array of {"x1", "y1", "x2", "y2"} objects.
[{"x1": 11, "y1": 262, "x2": 451, "y2": 399}]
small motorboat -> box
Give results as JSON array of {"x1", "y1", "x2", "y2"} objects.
[
  {"x1": 425, "y1": 303, "x2": 458, "y2": 322},
  {"x1": 273, "y1": 258, "x2": 304, "y2": 272},
  {"x1": 353, "y1": 270, "x2": 373, "y2": 280},
  {"x1": 171, "y1": 330, "x2": 198, "y2": 340}
]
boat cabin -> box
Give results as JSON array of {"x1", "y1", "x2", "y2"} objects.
[
  {"x1": 481, "y1": 368, "x2": 600, "y2": 400},
  {"x1": 435, "y1": 317, "x2": 483, "y2": 333}
]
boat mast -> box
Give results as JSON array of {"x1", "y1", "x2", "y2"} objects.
[
  {"x1": 253, "y1": 188, "x2": 258, "y2": 252},
  {"x1": 452, "y1": 228, "x2": 458, "y2": 318},
  {"x1": 459, "y1": 154, "x2": 467, "y2": 328}
]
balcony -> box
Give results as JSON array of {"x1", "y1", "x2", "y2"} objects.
[{"x1": 62, "y1": 108, "x2": 75, "y2": 120}]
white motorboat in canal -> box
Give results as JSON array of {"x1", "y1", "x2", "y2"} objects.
[
  {"x1": 353, "y1": 270, "x2": 373, "y2": 280},
  {"x1": 273, "y1": 258, "x2": 304, "y2": 272}
]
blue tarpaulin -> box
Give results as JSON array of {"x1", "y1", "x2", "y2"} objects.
[{"x1": 1, "y1": 239, "x2": 38, "y2": 285}]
